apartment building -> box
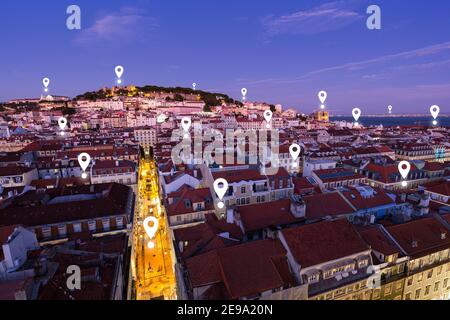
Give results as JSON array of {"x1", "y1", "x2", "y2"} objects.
[
  {"x1": 91, "y1": 160, "x2": 137, "y2": 186},
  {"x1": 279, "y1": 219, "x2": 374, "y2": 300},
  {"x1": 0, "y1": 166, "x2": 38, "y2": 188},
  {"x1": 386, "y1": 216, "x2": 450, "y2": 300},
  {"x1": 0, "y1": 183, "x2": 133, "y2": 243}
]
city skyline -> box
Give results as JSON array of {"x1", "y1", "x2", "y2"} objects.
[{"x1": 1, "y1": 0, "x2": 450, "y2": 114}]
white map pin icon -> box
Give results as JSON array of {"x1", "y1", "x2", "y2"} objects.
[
  {"x1": 430, "y1": 105, "x2": 440, "y2": 119},
  {"x1": 115, "y1": 66, "x2": 124, "y2": 84},
  {"x1": 352, "y1": 108, "x2": 362, "y2": 122},
  {"x1": 264, "y1": 110, "x2": 273, "y2": 128},
  {"x1": 398, "y1": 161, "x2": 411, "y2": 186},
  {"x1": 58, "y1": 117, "x2": 67, "y2": 130},
  {"x1": 388, "y1": 105, "x2": 393, "y2": 111},
  {"x1": 78, "y1": 152, "x2": 91, "y2": 177},
  {"x1": 43, "y1": 78, "x2": 50, "y2": 88},
  {"x1": 193, "y1": 83, "x2": 197, "y2": 90},
  {"x1": 214, "y1": 178, "x2": 228, "y2": 209},
  {"x1": 318, "y1": 91, "x2": 327, "y2": 104},
  {"x1": 289, "y1": 144, "x2": 301, "y2": 161},
  {"x1": 143, "y1": 216, "x2": 159, "y2": 249},
  {"x1": 241, "y1": 88, "x2": 248, "y2": 99}
]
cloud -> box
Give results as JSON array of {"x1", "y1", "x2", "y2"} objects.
[
  {"x1": 243, "y1": 41, "x2": 450, "y2": 86},
  {"x1": 262, "y1": 1, "x2": 363, "y2": 36},
  {"x1": 302, "y1": 41, "x2": 450, "y2": 78},
  {"x1": 74, "y1": 7, "x2": 158, "y2": 44}
]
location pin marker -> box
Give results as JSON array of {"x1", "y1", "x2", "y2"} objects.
[
  {"x1": 290, "y1": 144, "x2": 301, "y2": 168},
  {"x1": 318, "y1": 90, "x2": 327, "y2": 109},
  {"x1": 78, "y1": 153, "x2": 91, "y2": 179},
  {"x1": 43, "y1": 78, "x2": 50, "y2": 92},
  {"x1": 264, "y1": 110, "x2": 273, "y2": 129},
  {"x1": 352, "y1": 108, "x2": 362, "y2": 125},
  {"x1": 430, "y1": 105, "x2": 440, "y2": 126},
  {"x1": 58, "y1": 117, "x2": 67, "y2": 135},
  {"x1": 192, "y1": 83, "x2": 197, "y2": 90},
  {"x1": 115, "y1": 66, "x2": 124, "y2": 84},
  {"x1": 241, "y1": 88, "x2": 248, "y2": 101},
  {"x1": 181, "y1": 117, "x2": 191, "y2": 139},
  {"x1": 388, "y1": 105, "x2": 393, "y2": 114},
  {"x1": 214, "y1": 178, "x2": 228, "y2": 209},
  {"x1": 398, "y1": 161, "x2": 411, "y2": 187},
  {"x1": 143, "y1": 216, "x2": 159, "y2": 249}
]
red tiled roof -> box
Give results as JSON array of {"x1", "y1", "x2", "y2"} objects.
[
  {"x1": 385, "y1": 216, "x2": 450, "y2": 259},
  {"x1": 425, "y1": 181, "x2": 450, "y2": 197},
  {"x1": 313, "y1": 168, "x2": 366, "y2": 183},
  {"x1": 0, "y1": 166, "x2": 35, "y2": 176},
  {"x1": 293, "y1": 177, "x2": 314, "y2": 194},
  {"x1": 281, "y1": 219, "x2": 369, "y2": 268},
  {"x1": 303, "y1": 192, "x2": 355, "y2": 220},
  {"x1": 212, "y1": 168, "x2": 266, "y2": 184},
  {"x1": 237, "y1": 199, "x2": 301, "y2": 232},
  {"x1": 186, "y1": 239, "x2": 294, "y2": 299},
  {"x1": 357, "y1": 225, "x2": 400, "y2": 256},
  {"x1": 166, "y1": 186, "x2": 213, "y2": 216},
  {"x1": 0, "y1": 183, "x2": 130, "y2": 227},
  {"x1": 340, "y1": 187, "x2": 394, "y2": 210}
]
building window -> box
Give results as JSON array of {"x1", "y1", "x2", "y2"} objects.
[
  {"x1": 88, "y1": 220, "x2": 96, "y2": 231},
  {"x1": 241, "y1": 186, "x2": 246, "y2": 193},
  {"x1": 102, "y1": 218, "x2": 110, "y2": 230},
  {"x1": 434, "y1": 282, "x2": 440, "y2": 292},
  {"x1": 405, "y1": 293, "x2": 412, "y2": 300},
  {"x1": 415, "y1": 289, "x2": 421, "y2": 299},
  {"x1": 407, "y1": 277, "x2": 413, "y2": 286},
  {"x1": 417, "y1": 273, "x2": 423, "y2": 282},
  {"x1": 58, "y1": 224, "x2": 67, "y2": 237},
  {"x1": 425, "y1": 283, "x2": 434, "y2": 296},
  {"x1": 358, "y1": 259, "x2": 368, "y2": 268},
  {"x1": 308, "y1": 273, "x2": 318, "y2": 283},
  {"x1": 384, "y1": 284, "x2": 392, "y2": 295},
  {"x1": 428, "y1": 270, "x2": 433, "y2": 279},
  {"x1": 42, "y1": 226, "x2": 51, "y2": 239},
  {"x1": 373, "y1": 289, "x2": 381, "y2": 299},
  {"x1": 73, "y1": 223, "x2": 82, "y2": 233}
]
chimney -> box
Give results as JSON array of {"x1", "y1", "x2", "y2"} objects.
[
  {"x1": 226, "y1": 208, "x2": 234, "y2": 224},
  {"x1": 115, "y1": 160, "x2": 119, "y2": 167},
  {"x1": 412, "y1": 240, "x2": 418, "y2": 248},
  {"x1": 290, "y1": 195, "x2": 306, "y2": 218},
  {"x1": 441, "y1": 232, "x2": 447, "y2": 240}
]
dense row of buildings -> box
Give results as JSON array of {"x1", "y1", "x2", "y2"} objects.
[{"x1": 1, "y1": 90, "x2": 449, "y2": 300}]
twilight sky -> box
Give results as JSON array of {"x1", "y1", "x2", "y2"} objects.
[{"x1": 1, "y1": 0, "x2": 449, "y2": 115}]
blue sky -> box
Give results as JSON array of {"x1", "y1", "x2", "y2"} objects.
[{"x1": 1, "y1": 0, "x2": 449, "y2": 114}]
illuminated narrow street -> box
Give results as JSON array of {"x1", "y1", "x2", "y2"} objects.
[{"x1": 131, "y1": 150, "x2": 177, "y2": 300}]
